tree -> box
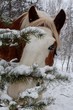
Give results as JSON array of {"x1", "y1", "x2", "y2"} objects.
[{"x1": 60, "y1": 0, "x2": 73, "y2": 71}]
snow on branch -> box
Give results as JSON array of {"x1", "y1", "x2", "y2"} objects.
[
  {"x1": 0, "y1": 59, "x2": 70, "y2": 110},
  {"x1": 19, "y1": 86, "x2": 43, "y2": 99},
  {"x1": 0, "y1": 27, "x2": 45, "y2": 46}
]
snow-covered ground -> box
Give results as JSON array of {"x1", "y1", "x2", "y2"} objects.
[
  {"x1": 45, "y1": 58, "x2": 73, "y2": 110},
  {"x1": 45, "y1": 80, "x2": 73, "y2": 110}
]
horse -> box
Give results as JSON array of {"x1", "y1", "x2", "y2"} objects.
[
  {"x1": 19, "y1": 6, "x2": 66, "y2": 67},
  {"x1": 0, "y1": 6, "x2": 66, "y2": 66},
  {"x1": 7, "y1": 6, "x2": 66, "y2": 99}
]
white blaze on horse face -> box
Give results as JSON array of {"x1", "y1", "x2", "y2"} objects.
[{"x1": 20, "y1": 27, "x2": 55, "y2": 67}]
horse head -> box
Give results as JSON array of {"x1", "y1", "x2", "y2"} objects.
[{"x1": 20, "y1": 6, "x2": 66, "y2": 67}]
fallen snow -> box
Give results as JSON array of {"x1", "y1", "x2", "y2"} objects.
[{"x1": 45, "y1": 80, "x2": 73, "y2": 110}]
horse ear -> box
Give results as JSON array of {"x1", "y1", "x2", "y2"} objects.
[
  {"x1": 54, "y1": 9, "x2": 66, "y2": 33},
  {"x1": 29, "y1": 6, "x2": 39, "y2": 22}
]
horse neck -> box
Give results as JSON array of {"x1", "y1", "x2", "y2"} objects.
[{"x1": 10, "y1": 12, "x2": 27, "y2": 30}]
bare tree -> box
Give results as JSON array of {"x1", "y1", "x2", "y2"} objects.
[{"x1": 60, "y1": 0, "x2": 73, "y2": 71}]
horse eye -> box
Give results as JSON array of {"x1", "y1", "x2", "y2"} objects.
[{"x1": 48, "y1": 44, "x2": 54, "y2": 50}]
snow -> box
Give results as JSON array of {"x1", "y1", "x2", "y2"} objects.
[
  {"x1": 0, "y1": 0, "x2": 72, "y2": 109},
  {"x1": 0, "y1": 66, "x2": 5, "y2": 74},
  {"x1": 45, "y1": 80, "x2": 73, "y2": 110},
  {"x1": 40, "y1": 66, "x2": 54, "y2": 73},
  {"x1": 0, "y1": 27, "x2": 45, "y2": 46},
  {"x1": 55, "y1": 58, "x2": 73, "y2": 77},
  {"x1": 25, "y1": 0, "x2": 37, "y2": 3},
  {"x1": 0, "y1": 28, "x2": 73, "y2": 110},
  {"x1": 0, "y1": 107, "x2": 9, "y2": 110},
  {"x1": 0, "y1": 58, "x2": 73, "y2": 110},
  {"x1": 0, "y1": 59, "x2": 9, "y2": 68},
  {"x1": 21, "y1": 26, "x2": 46, "y2": 34},
  {"x1": 19, "y1": 86, "x2": 42, "y2": 99},
  {"x1": 9, "y1": 65, "x2": 32, "y2": 76},
  {"x1": 0, "y1": 29, "x2": 20, "y2": 40},
  {"x1": 19, "y1": 108, "x2": 32, "y2": 110},
  {"x1": 9, "y1": 101, "x2": 17, "y2": 106},
  {"x1": 0, "y1": 29, "x2": 19, "y2": 35},
  {"x1": 0, "y1": 93, "x2": 12, "y2": 101},
  {"x1": 2, "y1": 62, "x2": 54, "y2": 79}
]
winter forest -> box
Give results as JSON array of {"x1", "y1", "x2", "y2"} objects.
[
  {"x1": 1, "y1": 0, "x2": 73, "y2": 110},
  {"x1": 0, "y1": 0, "x2": 73, "y2": 72}
]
